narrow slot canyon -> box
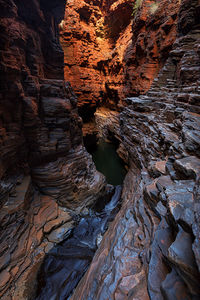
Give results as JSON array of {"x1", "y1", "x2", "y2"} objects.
[{"x1": 1, "y1": 0, "x2": 200, "y2": 300}]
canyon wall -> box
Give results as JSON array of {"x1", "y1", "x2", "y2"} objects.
[
  {"x1": 0, "y1": 0, "x2": 105, "y2": 298},
  {"x1": 1, "y1": 0, "x2": 200, "y2": 299},
  {"x1": 0, "y1": 0, "x2": 105, "y2": 210},
  {"x1": 72, "y1": 0, "x2": 200, "y2": 298},
  {"x1": 60, "y1": 0, "x2": 180, "y2": 119}
]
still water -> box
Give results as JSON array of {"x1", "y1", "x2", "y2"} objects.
[{"x1": 90, "y1": 139, "x2": 127, "y2": 185}]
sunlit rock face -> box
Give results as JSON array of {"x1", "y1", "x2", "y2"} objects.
[
  {"x1": 60, "y1": 0, "x2": 180, "y2": 118},
  {"x1": 71, "y1": 0, "x2": 200, "y2": 299},
  {"x1": 1, "y1": 0, "x2": 200, "y2": 299},
  {"x1": 0, "y1": 0, "x2": 105, "y2": 209}
]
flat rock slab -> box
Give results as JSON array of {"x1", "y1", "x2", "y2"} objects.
[
  {"x1": 168, "y1": 227, "x2": 200, "y2": 295},
  {"x1": 174, "y1": 156, "x2": 200, "y2": 179}
]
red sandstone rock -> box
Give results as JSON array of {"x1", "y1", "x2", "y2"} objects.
[{"x1": 1, "y1": 0, "x2": 200, "y2": 299}]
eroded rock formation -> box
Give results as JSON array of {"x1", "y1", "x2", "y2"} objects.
[
  {"x1": 0, "y1": 0, "x2": 105, "y2": 298},
  {"x1": 0, "y1": 0, "x2": 105, "y2": 210},
  {"x1": 60, "y1": 0, "x2": 180, "y2": 118},
  {"x1": 1, "y1": 0, "x2": 200, "y2": 299},
  {"x1": 71, "y1": 0, "x2": 200, "y2": 298}
]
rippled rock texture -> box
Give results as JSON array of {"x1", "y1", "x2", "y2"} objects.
[
  {"x1": 36, "y1": 186, "x2": 122, "y2": 300},
  {"x1": 0, "y1": 0, "x2": 105, "y2": 210},
  {"x1": 60, "y1": 0, "x2": 180, "y2": 118},
  {"x1": 1, "y1": 0, "x2": 200, "y2": 299},
  {"x1": 0, "y1": 185, "x2": 74, "y2": 299},
  {"x1": 72, "y1": 0, "x2": 200, "y2": 298},
  {"x1": 0, "y1": 0, "x2": 105, "y2": 298}
]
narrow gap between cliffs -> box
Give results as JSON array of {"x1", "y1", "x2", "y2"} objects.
[
  {"x1": 83, "y1": 117, "x2": 127, "y2": 186},
  {"x1": 34, "y1": 1, "x2": 130, "y2": 297},
  {"x1": 34, "y1": 105, "x2": 128, "y2": 300}
]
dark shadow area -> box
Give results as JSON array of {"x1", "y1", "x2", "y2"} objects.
[
  {"x1": 104, "y1": 2, "x2": 133, "y2": 42},
  {"x1": 78, "y1": 104, "x2": 97, "y2": 122},
  {"x1": 88, "y1": 139, "x2": 127, "y2": 186}
]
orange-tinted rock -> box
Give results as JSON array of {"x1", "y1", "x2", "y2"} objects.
[
  {"x1": 1, "y1": 0, "x2": 200, "y2": 299},
  {"x1": 0, "y1": 0, "x2": 106, "y2": 298},
  {"x1": 0, "y1": 270, "x2": 11, "y2": 290},
  {"x1": 71, "y1": 0, "x2": 200, "y2": 298},
  {"x1": 0, "y1": 184, "x2": 75, "y2": 299},
  {"x1": 60, "y1": 0, "x2": 180, "y2": 118}
]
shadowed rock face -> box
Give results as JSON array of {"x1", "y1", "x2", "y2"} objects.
[
  {"x1": 60, "y1": 0, "x2": 180, "y2": 118},
  {"x1": 0, "y1": 0, "x2": 105, "y2": 209},
  {"x1": 71, "y1": 0, "x2": 200, "y2": 299},
  {"x1": 0, "y1": 0, "x2": 105, "y2": 298},
  {"x1": 35, "y1": 186, "x2": 122, "y2": 300}
]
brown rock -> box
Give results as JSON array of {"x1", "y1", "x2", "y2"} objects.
[
  {"x1": 0, "y1": 270, "x2": 11, "y2": 290},
  {"x1": 0, "y1": 0, "x2": 106, "y2": 211},
  {"x1": 47, "y1": 221, "x2": 74, "y2": 243}
]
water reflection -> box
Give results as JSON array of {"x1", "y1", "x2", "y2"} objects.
[{"x1": 90, "y1": 139, "x2": 127, "y2": 185}]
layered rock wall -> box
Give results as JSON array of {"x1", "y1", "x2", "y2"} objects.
[
  {"x1": 0, "y1": 0, "x2": 105, "y2": 298},
  {"x1": 60, "y1": 0, "x2": 180, "y2": 118},
  {"x1": 1, "y1": 0, "x2": 200, "y2": 298},
  {"x1": 0, "y1": 0, "x2": 105, "y2": 210},
  {"x1": 72, "y1": 0, "x2": 200, "y2": 298}
]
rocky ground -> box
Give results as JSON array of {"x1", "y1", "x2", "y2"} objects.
[
  {"x1": 71, "y1": 0, "x2": 200, "y2": 298},
  {"x1": 0, "y1": 0, "x2": 105, "y2": 298},
  {"x1": 0, "y1": 0, "x2": 200, "y2": 299}
]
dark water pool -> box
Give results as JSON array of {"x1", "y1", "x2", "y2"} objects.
[{"x1": 90, "y1": 139, "x2": 127, "y2": 185}]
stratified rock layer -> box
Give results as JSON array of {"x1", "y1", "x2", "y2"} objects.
[
  {"x1": 60, "y1": 0, "x2": 180, "y2": 117},
  {"x1": 1, "y1": 0, "x2": 200, "y2": 298},
  {"x1": 0, "y1": 0, "x2": 105, "y2": 298},
  {"x1": 72, "y1": 0, "x2": 200, "y2": 298},
  {"x1": 0, "y1": 0, "x2": 105, "y2": 209},
  {"x1": 0, "y1": 183, "x2": 74, "y2": 299}
]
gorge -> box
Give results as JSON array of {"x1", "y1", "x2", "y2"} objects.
[{"x1": 0, "y1": 0, "x2": 200, "y2": 299}]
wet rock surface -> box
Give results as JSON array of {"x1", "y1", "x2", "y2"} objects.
[
  {"x1": 71, "y1": 0, "x2": 200, "y2": 298},
  {"x1": 72, "y1": 170, "x2": 152, "y2": 300},
  {"x1": 35, "y1": 186, "x2": 122, "y2": 300},
  {"x1": 1, "y1": 0, "x2": 200, "y2": 299}
]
